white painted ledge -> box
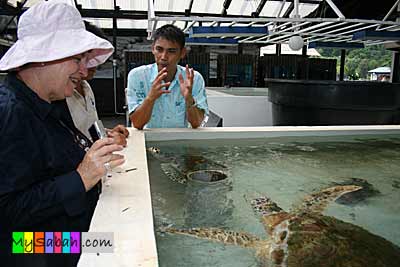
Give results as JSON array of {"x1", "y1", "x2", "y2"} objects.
[{"x1": 79, "y1": 129, "x2": 158, "y2": 267}]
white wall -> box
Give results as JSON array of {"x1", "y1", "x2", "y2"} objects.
[{"x1": 207, "y1": 94, "x2": 273, "y2": 127}]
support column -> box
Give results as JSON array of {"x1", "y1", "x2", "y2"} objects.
[
  {"x1": 112, "y1": 0, "x2": 118, "y2": 59},
  {"x1": 238, "y1": 44, "x2": 243, "y2": 55},
  {"x1": 391, "y1": 51, "x2": 399, "y2": 83},
  {"x1": 276, "y1": 43, "x2": 281, "y2": 56},
  {"x1": 302, "y1": 44, "x2": 307, "y2": 56},
  {"x1": 339, "y1": 49, "x2": 346, "y2": 81},
  {"x1": 391, "y1": 1, "x2": 400, "y2": 83}
]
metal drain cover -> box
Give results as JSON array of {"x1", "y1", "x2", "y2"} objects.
[{"x1": 187, "y1": 170, "x2": 227, "y2": 183}]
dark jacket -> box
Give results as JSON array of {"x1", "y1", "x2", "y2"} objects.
[{"x1": 0, "y1": 73, "x2": 100, "y2": 267}]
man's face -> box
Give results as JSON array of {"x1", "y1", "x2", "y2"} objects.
[{"x1": 152, "y1": 37, "x2": 186, "y2": 75}]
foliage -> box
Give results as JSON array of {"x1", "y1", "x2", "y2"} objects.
[{"x1": 316, "y1": 45, "x2": 392, "y2": 79}]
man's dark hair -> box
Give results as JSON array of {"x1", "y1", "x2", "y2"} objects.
[
  {"x1": 153, "y1": 24, "x2": 185, "y2": 48},
  {"x1": 84, "y1": 21, "x2": 107, "y2": 40}
]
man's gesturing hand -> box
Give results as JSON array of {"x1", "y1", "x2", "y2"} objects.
[
  {"x1": 179, "y1": 64, "x2": 194, "y2": 102},
  {"x1": 147, "y1": 67, "x2": 171, "y2": 102}
]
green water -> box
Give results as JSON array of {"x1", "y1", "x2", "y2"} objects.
[{"x1": 147, "y1": 135, "x2": 400, "y2": 267}]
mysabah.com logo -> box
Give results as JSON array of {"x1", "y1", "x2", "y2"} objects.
[{"x1": 12, "y1": 232, "x2": 114, "y2": 254}]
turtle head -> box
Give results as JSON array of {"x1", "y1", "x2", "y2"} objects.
[
  {"x1": 295, "y1": 185, "x2": 364, "y2": 214},
  {"x1": 147, "y1": 147, "x2": 161, "y2": 154},
  {"x1": 312, "y1": 185, "x2": 363, "y2": 205},
  {"x1": 328, "y1": 185, "x2": 363, "y2": 200},
  {"x1": 147, "y1": 147, "x2": 166, "y2": 161},
  {"x1": 339, "y1": 185, "x2": 363, "y2": 194}
]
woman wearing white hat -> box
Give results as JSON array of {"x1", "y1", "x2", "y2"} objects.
[{"x1": 0, "y1": 1, "x2": 124, "y2": 266}]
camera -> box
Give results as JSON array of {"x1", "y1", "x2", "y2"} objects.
[{"x1": 89, "y1": 120, "x2": 107, "y2": 141}]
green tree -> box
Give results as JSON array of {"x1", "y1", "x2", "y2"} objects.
[{"x1": 317, "y1": 45, "x2": 392, "y2": 80}]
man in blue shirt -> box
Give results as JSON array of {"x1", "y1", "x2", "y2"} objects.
[{"x1": 127, "y1": 24, "x2": 209, "y2": 129}]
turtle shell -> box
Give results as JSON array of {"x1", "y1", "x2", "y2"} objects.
[{"x1": 279, "y1": 213, "x2": 400, "y2": 267}]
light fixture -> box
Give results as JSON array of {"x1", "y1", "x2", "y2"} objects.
[
  {"x1": 288, "y1": 35, "x2": 304, "y2": 51},
  {"x1": 189, "y1": 26, "x2": 268, "y2": 38}
]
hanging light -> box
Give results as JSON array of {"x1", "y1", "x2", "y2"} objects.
[
  {"x1": 287, "y1": 0, "x2": 304, "y2": 51},
  {"x1": 288, "y1": 35, "x2": 304, "y2": 51}
]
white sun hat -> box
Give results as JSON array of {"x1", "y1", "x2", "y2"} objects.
[{"x1": 0, "y1": 1, "x2": 114, "y2": 71}]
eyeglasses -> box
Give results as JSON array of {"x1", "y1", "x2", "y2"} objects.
[{"x1": 59, "y1": 120, "x2": 92, "y2": 152}]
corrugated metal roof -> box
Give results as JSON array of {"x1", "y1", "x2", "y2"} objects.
[
  {"x1": 368, "y1": 66, "x2": 391, "y2": 73},
  {"x1": 2, "y1": 0, "x2": 400, "y2": 48}
]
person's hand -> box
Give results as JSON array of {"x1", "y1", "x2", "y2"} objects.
[
  {"x1": 106, "y1": 125, "x2": 128, "y2": 146},
  {"x1": 107, "y1": 130, "x2": 127, "y2": 147},
  {"x1": 179, "y1": 64, "x2": 194, "y2": 102},
  {"x1": 111, "y1": 124, "x2": 129, "y2": 137},
  {"x1": 77, "y1": 138, "x2": 125, "y2": 191},
  {"x1": 147, "y1": 67, "x2": 171, "y2": 102}
]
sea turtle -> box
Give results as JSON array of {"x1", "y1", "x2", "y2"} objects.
[
  {"x1": 161, "y1": 185, "x2": 400, "y2": 266},
  {"x1": 147, "y1": 147, "x2": 227, "y2": 184}
]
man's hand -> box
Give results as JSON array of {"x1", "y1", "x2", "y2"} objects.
[
  {"x1": 179, "y1": 64, "x2": 194, "y2": 103},
  {"x1": 178, "y1": 65, "x2": 204, "y2": 128},
  {"x1": 111, "y1": 124, "x2": 129, "y2": 137},
  {"x1": 130, "y1": 68, "x2": 170, "y2": 130},
  {"x1": 147, "y1": 67, "x2": 171, "y2": 102},
  {"x1": 107, "y1": 124, "x2": 129, "y2": 147}
]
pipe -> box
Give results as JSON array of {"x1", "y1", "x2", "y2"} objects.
[{"x1": 113, "y1": 59, "x2": 125, "y2": 116}]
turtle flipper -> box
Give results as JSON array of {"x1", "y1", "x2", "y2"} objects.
[
  {"x1": 160, "y1": 163, "x2": 187, "y2": 184},
  {"x1": 161, "y1": 226, "x2": 265, "y2": 249},
  {"x1": 293, "y1": 185, "x2": 362, "y2": 214},
  {"x1": 250, "y1": 196, "x2": 283, "y2": 215},
  {"x1": 249, "y1": 196, "x2": 290, "y2": 235}
]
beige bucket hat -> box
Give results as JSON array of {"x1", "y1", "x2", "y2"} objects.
[{"x1": 0, "y1": 1, "x2": 114, "y2": 71}]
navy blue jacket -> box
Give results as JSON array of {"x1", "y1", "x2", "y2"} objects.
[{"x1": 0, "y1": 73, "x2": 100, "y2": 266}]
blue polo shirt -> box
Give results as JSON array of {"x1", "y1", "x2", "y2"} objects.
[{"x1": 127, "y1": 63, "x2": 209, "y2": 128}]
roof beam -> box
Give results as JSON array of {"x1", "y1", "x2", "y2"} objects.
[
  {"x1": 184, "y1": 21, "x2": 196, "y2": 33},
  {"x1": 283, "y1": 2, "x2": 294, "y2": 18},
  {"x1": 0, "y1": 0, "x2": 27, "y2": 35},
  {"x1": 147, "y1": 0, "x2": 155, "y2": 40},
  {"x1": 303, "y1": 21, "x2": 348, "y2": 41},
  {"x1": 376, "y1": 0, "x2": 400, "y2": 30},
  {"x1": 0, "y1": 8, "x2": 260, "y2": 19},
  {"x1": 276, "y1": 0, "x2": 287, "y2": 18},
  {"x1": 311, "y1": 23, "x2": 380, "y2": 42},
  {"x1": 252, "y1": 0, "x2": 268, "y2": 17},
  {"x1": 3, "y1": 27, "x2": 149, "y2": 37},
  {"x1": 269, "y1": 0, "x2": 320, "y2": 3},
  {"x1": 261, "y1": 21, "x2": 334, "y2": 43},
  {"x1": 221, "y1": 0, "x2": 232, "y2": 16},
  {"x1": 377, "y1": 25, "x2": 400, "y2": 31},
  {"x1": 253, "y1": 21, "x2": 311, "y2": 42},
  {"x1": 0, "y1": 37, "x2": 14, "y2": 46},
  {"x1": 324, "y1": 0, "x2": 345, "y2": 19},
  {"x1": 184, "y1": 0, "x2": 194, "y2": 29}
]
